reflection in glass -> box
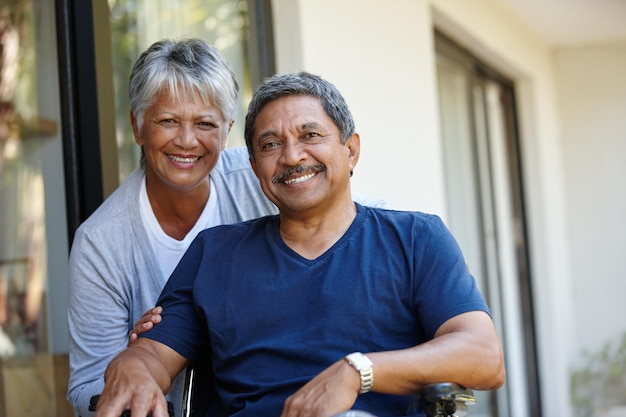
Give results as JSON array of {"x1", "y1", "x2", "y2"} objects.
[
  {"x1": 0, "y1": 0, "x2": 57, "y2": 360},
  {"x1": 109, "y1": 0, "x2": 252, "y2": 183}
]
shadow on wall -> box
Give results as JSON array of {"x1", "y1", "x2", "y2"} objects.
[{"x1": 571, "y1": 333, "x2": 626, "y2": 417}]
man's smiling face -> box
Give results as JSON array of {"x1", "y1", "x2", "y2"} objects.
[{"x1": 249, "y1": 94, "x2": 359, "y2": 214}]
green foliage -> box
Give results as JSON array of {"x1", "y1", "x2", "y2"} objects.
[{"x1": 571, "y1": 333, "x2": 626, "y2": 417}]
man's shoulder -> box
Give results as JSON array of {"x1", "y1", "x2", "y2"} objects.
[
  {"x1": 199, "y1": 215, "x2": 273, "y2": 240},
  {"x1": 362, "y1": 204, "x2": 446, "y2": 235},
  {"x1": 363, "y1": 204, "x2": 439, "y2": 222}
]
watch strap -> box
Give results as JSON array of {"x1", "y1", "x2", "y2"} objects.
[{"x1": 344, "y1": 352, "x2": 374, "y2": 394}]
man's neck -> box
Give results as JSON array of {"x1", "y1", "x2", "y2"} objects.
[{"x1": 278, "y1": 198, "x2": 357, "y2": 260}]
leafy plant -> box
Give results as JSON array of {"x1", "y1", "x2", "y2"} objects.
[{"x1": 571, "y1": 333, "x2": 626, "y2": 417}]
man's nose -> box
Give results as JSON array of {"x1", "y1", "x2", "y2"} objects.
[{"x1": 280, "y1": 140, "x2": 307, "y2": 165}]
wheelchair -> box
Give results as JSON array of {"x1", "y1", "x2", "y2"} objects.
[
  {"x1": 90, "y1": 365, "x2": 475, "y2": 417},
  {"x1": 331, "y1": 383, "x2": 476, "y2": 417},
  {"x1": 414, "y1": 382, "x2": 476, "y2": 417}
]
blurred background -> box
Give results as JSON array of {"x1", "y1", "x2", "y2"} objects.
[{"x1": 0, "y1": 0, "x2": 624, "y2": 416}]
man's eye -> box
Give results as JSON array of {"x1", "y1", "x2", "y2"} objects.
[
  {"x1": 159, "y1": 118, "x2": 177, "y2": 125},
  {"x1": 304, "y1": 132, "x2": 320, "y2": 139},
  {"x1": 260, "y1": 141, "x2": 279, "y2": 150}
]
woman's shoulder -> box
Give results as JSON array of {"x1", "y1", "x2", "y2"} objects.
[
  {"x1": 214, "y1": 146, "x2": 252, "y2": 174},
  {"x1": 76, "y1": 168, "x2": 143, "y2": 235}
]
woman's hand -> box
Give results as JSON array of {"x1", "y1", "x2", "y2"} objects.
[{"x1": 128, "y1": 306, "x2": 162, "y2": 346}]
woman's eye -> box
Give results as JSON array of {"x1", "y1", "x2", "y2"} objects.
[{"x1": 198, "y1": 121, "x2": 217, "y2": 129}]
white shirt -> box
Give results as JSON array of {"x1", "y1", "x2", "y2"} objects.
[{"x1": 140, "y1": 174, "x2": 222, "y2": 279}]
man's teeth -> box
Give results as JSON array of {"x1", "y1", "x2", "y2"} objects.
[
  {"x1": 168, "y1": 154, "x2": 199, "y2": 163},
  {"x1": 284, "y1": 173, "x2": 316, "y2": 184}
]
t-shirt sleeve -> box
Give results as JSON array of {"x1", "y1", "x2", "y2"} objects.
[
  {"x1": 413, "y1": 215, "x2": 490, "y2": 339},
  {"x1": 140, "y1": 235, "x2": 210, "y2": 360}
]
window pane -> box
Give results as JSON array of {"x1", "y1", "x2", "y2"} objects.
[
  {"x1": 0, "y1": 0, "x2": 51, "y2": 358},
  {"x1": 108, "y1": 0, "x2": 253, "y2": 182},
  {"x1": 0, "y1": 0, "x2": 72, "y2": 415}
]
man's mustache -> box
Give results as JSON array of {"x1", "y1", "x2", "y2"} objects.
[{"x1": 271, "y1": 165, "x2": 326, "y2": 184}]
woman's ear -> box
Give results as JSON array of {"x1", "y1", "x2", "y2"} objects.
[
  {"x1": 220, "y1": 120, "x2": 235, "y2": 151},
  {"x1": 130, "y1": 111, "x2": 143, "y2": 146}
]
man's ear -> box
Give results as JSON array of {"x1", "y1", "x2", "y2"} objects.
[
  {"x1": 130, "y1": 111, "x2": 143, "y2": 146},
  {"x1": 346, "y1": 133, "x2": 361, "y2": 174},
  {"x1": 249, "y1": 156, "x2": 259, "y2": 178}
]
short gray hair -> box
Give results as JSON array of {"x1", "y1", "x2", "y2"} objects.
[
  {"x1": 244, "y1": 71, "x2": 355, "y2": 160},
  {"x1": 129, "y1": 38, "x2": 239, "y2": 128}
]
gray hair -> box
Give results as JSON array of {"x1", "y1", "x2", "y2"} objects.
[
  {"x1": 244, "y1": 71, "x2": 355, "y2": 160},
  {"x1": 129, "y1": 38, "x2": 239, "y2": 129}
]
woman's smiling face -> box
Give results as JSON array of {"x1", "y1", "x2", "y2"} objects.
[{"x1": 132, "y1": 87, "x2": 231, "y2": 193}]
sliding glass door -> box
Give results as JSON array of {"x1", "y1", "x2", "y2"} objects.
[
  {"x1": 0, "y1": 1, "x2": 71, "y2": 415},
  {"x1": 436, "y1": 32, "x2": 540, "y2": 417}
]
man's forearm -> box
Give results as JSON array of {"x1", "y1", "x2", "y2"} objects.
[
  {"x1": 95, "y1": 339, "x2": 184, "y2": 417},
  {"x1": 365, "y1": 311, "x2": 505, "y2": 395},
  {"x1": 104, "y1": 338, "x2": 174, "y2": 393}
]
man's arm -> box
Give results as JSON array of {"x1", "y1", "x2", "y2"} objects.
[
  {"x1": 94, "y1": 338, "x2": 188, "y2": 417},
  {"x1": 367, "y1": 311, "x2": 505, "y2": 393},
  {"x1": 281, "y1": 311, "x2": 505, "y2": 417}
]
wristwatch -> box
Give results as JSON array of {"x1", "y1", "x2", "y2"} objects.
[{"x1": 344, "y1": 352, "x2": 374, "y2": 394}]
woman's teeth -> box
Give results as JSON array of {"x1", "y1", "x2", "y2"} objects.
[{"x1": 168, "y1": 154, "x2": 199, "y2": 164}]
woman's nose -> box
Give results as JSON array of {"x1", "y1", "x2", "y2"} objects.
[{"x1": 173, "y1": 123, "x2": 197, "y2": 148}]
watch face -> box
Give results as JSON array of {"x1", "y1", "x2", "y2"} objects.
[{"x1": 346, "y1": 352, "x2": 372, "y2": 370}]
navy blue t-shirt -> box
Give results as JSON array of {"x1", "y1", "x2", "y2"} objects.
[{"x1": 144, "y1": 203, "x2": 489, "y2": 417}]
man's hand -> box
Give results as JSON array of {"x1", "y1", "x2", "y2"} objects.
[
  {"x1": 128, "y1": 306, "x2": 163, "y2": 346},
  {"x1": 94, "y1": 338, "x2": 187, "y2": 417},
  {"x1": 93, "y1": 372, "x2": 169, "y2": 417},
  {"x1": 280, "y1": 359, "x2": 360, "y2": 417}
]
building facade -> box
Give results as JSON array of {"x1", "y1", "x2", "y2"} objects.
[{"x1": 0, "y1": 1, "x2": 624, "y2": 416}]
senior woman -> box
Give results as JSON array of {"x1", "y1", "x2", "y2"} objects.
[{"x1": 66, "y1": 38, "x2": 278, "y2": 417}]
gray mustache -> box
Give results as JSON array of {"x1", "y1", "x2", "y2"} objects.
[{"x1": 271, "y1": 165, "x2": 326, "y2": 183}]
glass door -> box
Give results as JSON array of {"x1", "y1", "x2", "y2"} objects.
[
  {"x1": 105, "y1": 0, "x2": 268, "y2": 184},
  {"x1": 0, "y1": 0, "x2": 71, "y2": 416},
  {"x1": 435, "y1": 32, "x2": 540, "y2": 417}
]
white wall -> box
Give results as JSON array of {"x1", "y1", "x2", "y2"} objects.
[
  {"x1": 555, "y1": 41, "x2": 626, "y2": 356},
  {"x1": 272, "y1": 0, "x2": 446, "y2": 215},
  {"x1": 269, "y1": 1, "x2": 587, "y2": 416}
]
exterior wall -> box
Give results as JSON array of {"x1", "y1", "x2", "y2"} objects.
[
  {"x1": 268, "y1": 1, "x2": 626, "y2": 416},
  {"x1": 272, "y1": 0, "x2": 446, "y2": 215},
  {"x1": 555, "y1": 42, "x2": 626, "y2": 355}
]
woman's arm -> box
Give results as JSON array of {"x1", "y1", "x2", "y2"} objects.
[{"x1": 67, "y1": 229, "x2": 134, "y2": 416}]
